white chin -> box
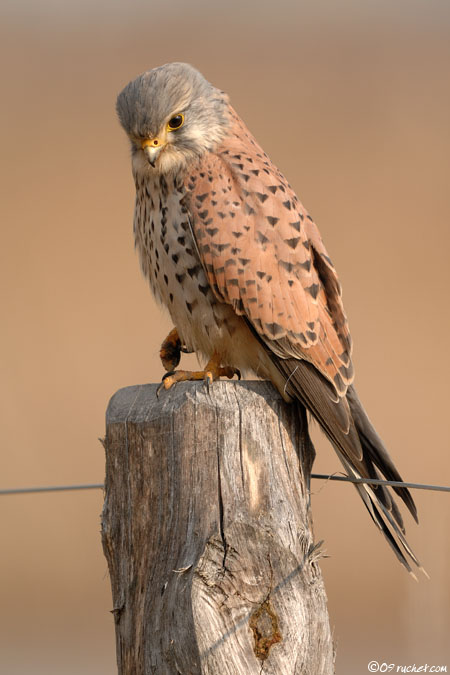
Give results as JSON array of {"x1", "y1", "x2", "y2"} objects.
[
  {"x1": 158, "y1": 149, "x2": 187, "y2": 174},
  {"x1": 132, "y1": 146, "x2": 192, "y2": 177}
]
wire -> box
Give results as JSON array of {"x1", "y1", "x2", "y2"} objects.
[
  {"x1": 0, "y1": 483, "x2": 104, "y2": 496},
  {"x1": 310, "y1": 474, "x2": 450, "y2": 492},
  {"x1": 0, "y1": 476, "x2": 449, "y2": 496}
]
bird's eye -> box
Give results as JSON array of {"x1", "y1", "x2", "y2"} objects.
[{"x1": 167, "y1": 114, "x2": 184, "y2": 131}]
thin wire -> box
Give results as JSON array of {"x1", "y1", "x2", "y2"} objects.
[
  {"x1": 310, "y1": 474, "x2": 450, "y2": 492},
  {"x1": 0, "y1": 483, "x2": 104, "y2": 496},
  {"x1": 0, "y1": 476, "x2": 449, "y2": 496}
]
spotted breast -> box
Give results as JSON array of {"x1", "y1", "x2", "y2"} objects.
[{"x1": 133, "y1": 169, "x2": 259, "y2": 372}]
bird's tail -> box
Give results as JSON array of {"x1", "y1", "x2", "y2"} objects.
[
  {"x1": 342, "y1": 386, "x2": 427, "y2": 579},
  {"x1": 267, "y1": 353, "x2": 426, "y2": 577}
]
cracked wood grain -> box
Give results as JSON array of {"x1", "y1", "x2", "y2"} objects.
[{"x1": 101, "y1": 380, "x2": 334, "y2": 674}]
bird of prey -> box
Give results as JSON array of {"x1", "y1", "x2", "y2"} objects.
[{"x1": 117, "y1": 62, "x2": 423, "y2": 575}]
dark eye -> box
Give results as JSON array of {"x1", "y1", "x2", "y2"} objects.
[{"x1": 167, "y1": 114, "x2": 184, "y2": 131}]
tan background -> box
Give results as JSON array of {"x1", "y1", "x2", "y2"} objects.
[{"x1": 1, "y1": 1, "x2": 449, "y2": 673}]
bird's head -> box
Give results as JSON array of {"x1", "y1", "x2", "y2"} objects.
[{"x1": 116, "y1": 62, "x2": 230, "y2": 175}]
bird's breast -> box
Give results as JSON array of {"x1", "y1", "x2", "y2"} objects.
[{"x1": 133, "y1": 174, "x2": 243, "y2": 362}]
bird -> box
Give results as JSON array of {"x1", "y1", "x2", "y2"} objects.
[{"x1": 116, "y1": 61, "x2": 424, "y2": 576}]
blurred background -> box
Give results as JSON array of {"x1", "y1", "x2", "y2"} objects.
[{"x1": 1, "y1": 0, "x2": 449, "y2": 673}]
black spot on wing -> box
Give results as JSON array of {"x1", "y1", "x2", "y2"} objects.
[
  {"x1": 206, "y1": 227, "x2": 219, "y2": 237},
  {"x1": 279, "y1": 260, "x2": 294, "y2": 273},
  {"x1": 211, "y1": 242, "x2": 231, "y2": 253},
  {"x1": 299, "y1": 259, "x2": 311, "y2": 272},
  {"x1": 264, "y1": 322, "x2": 285, "y2": 338},
  {"x1": 285, "y1": 237, "x2": 300, "y2": 249},
  {"x1": 256, "y1": 232, "x2": 269, "y2": 245},
  {"x1": 305, "y1": 283, "x2": 319, "y2": 299}
]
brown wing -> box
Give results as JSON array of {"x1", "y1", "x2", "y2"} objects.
[{"x1": 185, "y1": 108, "x2": 353, "y2": 396}]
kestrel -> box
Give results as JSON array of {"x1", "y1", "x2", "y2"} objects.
[{"x1": 117, "y1": 62, "x2": 422, "y2": 574}]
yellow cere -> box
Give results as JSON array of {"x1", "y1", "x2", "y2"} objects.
[{"x1": 141, "y1": 138, "x2": 162, "y2": 149}]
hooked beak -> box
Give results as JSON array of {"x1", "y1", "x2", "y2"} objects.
[{"x1": 141, "y1": 137, "x2": 165, "y2": 167}]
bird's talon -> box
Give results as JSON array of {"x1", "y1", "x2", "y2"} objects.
[{"x1": 156, "y1": 371, "x2": 177, "y2": 397}]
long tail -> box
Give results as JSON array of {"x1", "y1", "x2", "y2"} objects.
[
  {"x1": 269, "y1": 355, "x2": 425, "y2": 577},
  {"x1": 339, "y1": 387, "x2": 425, "y2": 577}
]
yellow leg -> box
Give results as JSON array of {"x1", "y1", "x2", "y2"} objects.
[{"x1": 158, "y1": 350, "x2": 241, "y2": 394}]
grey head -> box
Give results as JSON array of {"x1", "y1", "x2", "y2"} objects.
[{"x1": 116, "y1": 62, "x2": 230, "y2": 175}]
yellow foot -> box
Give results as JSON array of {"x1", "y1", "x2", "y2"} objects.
[
  {"x1": 159, "y1": 327, "x2": 193, "y2": 371},
  {"x1": 156, "y1": 352, "x2": 241, "y2": 396}
]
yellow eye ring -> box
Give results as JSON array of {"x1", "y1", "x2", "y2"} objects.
[{"x1": 167, "y1": 113, "x2": 184, "y2": 132}]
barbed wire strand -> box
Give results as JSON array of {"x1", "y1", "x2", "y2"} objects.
[{"x1": 0, "y1": 475, "x2": 449, "y2": 497}]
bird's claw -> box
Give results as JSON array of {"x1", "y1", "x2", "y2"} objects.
[
  {"x1": 202, "y1": 366, "x2": 241, "y2": 392},
  {"x1": 156, "y1": 365, "x2": 241, "y2": 397},
  {"x1": 156, "y1": 370, "x2": 176, "y2": 397}
]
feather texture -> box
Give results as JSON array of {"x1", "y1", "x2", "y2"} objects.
[{"x1": 187, "y1": 108, "x2": 353, "y2": 395}]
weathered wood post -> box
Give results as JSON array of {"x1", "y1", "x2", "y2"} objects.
[{"x1": 101, "y1": 380, "x2": 334, "y2": 674}]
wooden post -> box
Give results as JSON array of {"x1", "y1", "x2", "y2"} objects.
[{"x1": 101, "y1": 380, "x2": 334, "y2": 674}]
